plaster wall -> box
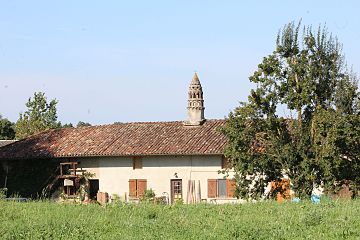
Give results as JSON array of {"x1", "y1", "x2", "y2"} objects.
[{"x1": 78, "y1": 155, "x2": 238, "y2": 202}]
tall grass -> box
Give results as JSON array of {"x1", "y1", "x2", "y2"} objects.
[{"x1": 0, "y1": 200, "x2": 359, "y2": 239}]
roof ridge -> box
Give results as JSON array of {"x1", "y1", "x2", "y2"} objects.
[{"x1": 79, "y1": 119, "x2": 226, "y2": 128}]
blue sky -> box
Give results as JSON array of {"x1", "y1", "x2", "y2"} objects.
[{"x1": 0, "y1": 1, "x2": 359, "y2": 125}]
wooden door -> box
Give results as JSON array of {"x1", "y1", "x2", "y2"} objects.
[{"x1": 171, "y1": 179, "x2": 182, "y2": 203}]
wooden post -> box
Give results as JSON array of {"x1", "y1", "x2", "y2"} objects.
[{"x1": 73, "y1": 162, "x2": 76, "y2": 176}]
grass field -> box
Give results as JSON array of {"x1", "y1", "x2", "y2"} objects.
[{"x1": 0, "y1": 200, "x2": 359, "y2": 239}]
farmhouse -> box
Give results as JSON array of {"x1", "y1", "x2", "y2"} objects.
[{"x1": 0, "y1": 74, "x2": 239, "y2": 203}]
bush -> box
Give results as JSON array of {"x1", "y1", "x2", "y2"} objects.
[
  {"x1": 0, "y1": 188, "x2": 7, "y2": 199},
  {"x1": 141, "y1": 189, "x2": 155, "y2": 202}
]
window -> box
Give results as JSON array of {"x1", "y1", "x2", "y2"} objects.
[
  {"x1": 128, "y1": 179, "x2": 147, "y2": 198},
  {"x1": 133, "y1": 157, "x2": 143, "y2": 169},
  {"x1": 208, "y1": 179, "x2": 236, "y2": 198},
  {"x1": 218, "y1": 179, "x2": 227, "y2": 198},
  {"x1": 221, "y1": 156, "x2": 231, "y2": 169}
]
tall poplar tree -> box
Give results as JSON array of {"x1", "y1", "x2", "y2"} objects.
[{"x1": 222, "y1": 21, "x2": 359, "y2": 199}]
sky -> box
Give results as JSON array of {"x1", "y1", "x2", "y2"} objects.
[{"x1": 0, "y1": 1, "x2": 359, "y2": 125}]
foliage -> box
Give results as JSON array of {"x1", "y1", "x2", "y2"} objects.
[
  {"x1": 312, "y1": 109, "x2": 360, "y2": 194},
  {"x1": 221, "y1": 21, "x2": 359, "y2": 199},
  {"x1": 111, "y1": 194, "x2": 122, "y2": 204},
  {"x1": 76, "y1": 121, "x2": 91, "y2": 128},
  {"x1": 15, "y1": 92, "x2": 61, "y2": 139},
  {"x1": 78, "y1": 171, "x2": 96, "y2": 201},
  {"x1": 0, "y1": 188, "x2": 7, "y2": 199},
  {"x1": 141, "y1": 189, "x2": 156, "y2": 202},
  {"x1": 62, "y1": 123, "x2": 74, "y2": 128},
  {"x1": 0, "y1": 116, "x2": 15, "y2": 140},
  {"x1": 1, "y1": 200, "x2": 360, "y2": 239},
  {"x1": 62, "y1": 121, "x2": 91, "y2": 129}
]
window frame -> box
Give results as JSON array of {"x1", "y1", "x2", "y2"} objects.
[
  {"x1": 208, "y1": 179, "x2": 236, "y2": 199},
  {"x1": 132, "y1": 157, "x2": 143, "y2": 170}
]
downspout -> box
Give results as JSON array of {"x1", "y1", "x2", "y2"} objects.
[
  {"x1": 4, "y1": 161, "x2": 8, "y2": 188},
  {"x1": 190, "y1": 156, "x2": 193, "y2": 180}
]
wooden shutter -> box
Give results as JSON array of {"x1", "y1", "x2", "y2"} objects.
[
  {"x1": 137, "y1": 179, "x2": 147, "y2": 197},
  {"x1": 208, "y1": 179, "x2": 217, "y2": 198},
  {"x1": 271, "y1": 179, "x2": 291, "y2": 203},
  {"x1": 282, "y1": 179, "x2": 290, "y2": 200},
  {"x1": 129, "y1": 179, "x2": 137, "y2": 197},
  {"x1": 226, "y1": 179, "x2": 236, "y2": 198}
]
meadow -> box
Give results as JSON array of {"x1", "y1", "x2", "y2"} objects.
[{"x1": 0, "y1": 200, "x2": 359, "y2": 239}]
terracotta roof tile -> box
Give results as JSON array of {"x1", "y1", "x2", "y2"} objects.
[{"x1": 0, "y1": 119, "x2": 227, "y2": 160}]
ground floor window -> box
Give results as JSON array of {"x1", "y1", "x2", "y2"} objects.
[
  {"x1": 128, "y1": 179, "x2": 147, "y2": 198},
  {"x1": 207, "y1": 179, "x2": 236, "y2": 198}
]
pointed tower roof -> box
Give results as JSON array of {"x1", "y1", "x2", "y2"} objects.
[
  {"x1": 185, "y1": 72, "x2": 205, "y2": 126},
  {"x1": 191, "y1": 72, "x2": 201, "y2": 86}
]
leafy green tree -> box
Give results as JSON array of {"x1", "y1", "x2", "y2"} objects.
[
  {"x1": 221, "y1": 21, "x2": 359, "y2": 199},
  {"x1": 62, "y1": 123, "x2": 74, "y2": 128},
  {"x1": 76, "y1": 121, "x2": 91, "y2": 128},
  {"x1": 15, "y1": 92, "x2": 61, "y2": 139},
  {"x1": 0, "y1": 115, "x2": 15, "y2": 140}
]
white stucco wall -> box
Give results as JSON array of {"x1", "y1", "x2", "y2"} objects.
[{"x1": 78, "y1": 155, "x2": 238, "y2": 203}]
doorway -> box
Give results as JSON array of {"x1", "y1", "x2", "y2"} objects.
[
  {"x1": 89, "y1": 179, "x2": 99, "y2": 200},
  {"x1": 171, "y1": 179, "x2": 183, "y2": 203}
]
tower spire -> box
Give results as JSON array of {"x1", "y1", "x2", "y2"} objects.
[{"x1": 185, "y1": 73, "x2": 205, "y2": 126}]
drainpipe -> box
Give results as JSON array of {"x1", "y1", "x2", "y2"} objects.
[{"x1": 4, "y1": 161, "x2": 8, "y2": 188}]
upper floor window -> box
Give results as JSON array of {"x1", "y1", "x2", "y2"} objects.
[
  {"x1": 133, "y1": 157, "x2": 143, "y2": 170},
  {"x1": 221, "y1": 156, "x2": 231, "y2": 169}
]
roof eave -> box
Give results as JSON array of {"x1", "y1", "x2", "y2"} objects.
[{"x1": 0, "y1": 152, "x2": 225, "y2": 161}]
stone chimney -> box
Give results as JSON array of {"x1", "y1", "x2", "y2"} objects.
[{"x1": 185, "y1": 73, "x2": 205, "y2": 126}]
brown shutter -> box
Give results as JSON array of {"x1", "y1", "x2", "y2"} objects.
[
  {"x1": 129, "y1": 179, "x2": 137, "y2": 197},
  {"x1": 137, "y1": 179, "x2": 147, "y2": 197},
  {"x1": 226, "y1": 179, "x2": 236, "y2": 198},
  {"x1": 271, "y1": 179, "x2": 291, "y2": 203},
  {"x1": 282, "y1": 179, "x2": 290, "y2": 200},
  {"x1": 208, "y1": 179, "x2": 217, "y2": 198}
]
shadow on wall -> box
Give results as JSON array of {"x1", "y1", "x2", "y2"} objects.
[
  {"x1": 0, "y1": 159, "x2": 58, "y2": 198},
  {"x1": 0, "y1": 129, "x2": 69, "y2": 198},
  {"x1": 97, "y1": 155, "x2": 221, "y2": 168}
]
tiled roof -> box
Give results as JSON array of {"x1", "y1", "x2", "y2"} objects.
[
  {"x1": 0, "y1": 120, "x2": 227, "y2": 160},
  {"x1": 0, "y1": 140, "x2": 17, "y2": 148}
]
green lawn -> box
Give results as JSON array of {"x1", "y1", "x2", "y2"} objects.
[{"x1": 0, "y1": 200, "x2": 359, "y2": 239}]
